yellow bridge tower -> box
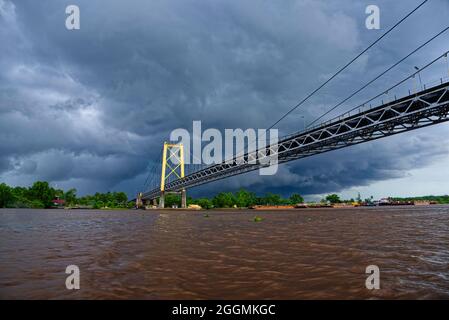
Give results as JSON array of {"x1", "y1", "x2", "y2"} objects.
[{"x1": 159, "y1": 142, "x2": 186, "y2": 208}]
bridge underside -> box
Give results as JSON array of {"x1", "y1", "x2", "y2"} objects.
[{"x1": 141, "y1": 81, "x2": 449, "y2": 202}]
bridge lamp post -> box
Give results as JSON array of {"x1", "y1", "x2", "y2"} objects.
[
  {"x1": 445, "y1": 53, "x2": 449, "y2": 77},
  {"x1": 300, "y1": 115, "x2": 306, "y2": 131},
  {"x1": 414, "y1": 66, "x2": 423, "y2": 90}
]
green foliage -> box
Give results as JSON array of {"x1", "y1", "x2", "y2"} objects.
[
  {"x1": 212, "y1": 192, "x2": 236, "y2": 208},
  {"x1": 93, "y1": 201, "x2": 104, "y2": 209},
  {"x1": 127, "y1": 201, "x2": 136, "y2": 209},
  {"x1": 196, "y1": 198, "x2": 213, "y2": 209},
  {"x1": 77, "y1": 191, "x2": 129, "y2": 209},
  {"x1": 28, "y1": 181, "x2": 56, "y2": 208},
  {"x1": 289, "y1": 193, "x2": 304, "y2": 205},
  {"x1": 164, "y1": 194, "x2": 181, "y2": 208},
  {"x1": 3, "y1": 180, "x2": 448, "y2": 212},
  {"x1": 0, "y1": 181, "x2": 132, "y2": 209},
  {"x1": 258, "y1": 193, "x2": 282, "y2": 205},
  {"x1": 235, "y1": 189, "x2": 257, "y2": 208},
  {"x1": 193, "y1": 190, "x2": 305, "y2": 208},
  {"x1": 64, "y1": 188, "x2": 77, "y2": 205},
  {"x1": 114, "y1": 192, "x2": 128, "y2": 205},
  {"x1": 30, "y1": 200, "x2": 45, "y2": 209},
  {"x1": 0, "y1": 183, "x2": 14, "y2": 208},
  {"x1": 391, "y1": 195, "x2": 449, "y2": 204},
  {"x1": 325, "y1": 194, "x2": 341, "y2": 204}
]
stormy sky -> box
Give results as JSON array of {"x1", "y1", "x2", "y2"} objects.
[{"x1": 1, "y1": 0, "x2": 449, "y2": 200}]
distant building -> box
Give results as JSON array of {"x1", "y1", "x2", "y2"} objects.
[{"x1": 52, "y1": 197, "x2": 66, "y2": 207}]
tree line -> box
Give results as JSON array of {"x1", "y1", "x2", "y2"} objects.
[
  {"x1": 164, "y1": 189, "x2": 305, "y2": 209},
  {"x1": 391, "y1": 195, "x2": 449, "y2": 204},
  {"x1": 0, "y1": 181, "x2": 130, "y2": 209},
  {"x1": 0, "y1": 181, "x2": 305, "y2": 210},
  {"x1": 2, "y1": 181, "x2": 447, "y2": 210}
]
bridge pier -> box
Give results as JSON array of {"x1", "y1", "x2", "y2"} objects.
[
  {"x1": 136, "y1": 192, "x2": 143, "y2": 209},
  {"x1": 181, "y1": 189, "x2": 187, "y2": 208},
  {"x1": 159, "y1": 192, "x2": 165, "y2": 209}
]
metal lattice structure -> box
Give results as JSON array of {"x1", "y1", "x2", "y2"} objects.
[{"x1": 141, "y1": 81, "x2": 449, "y2": 201}]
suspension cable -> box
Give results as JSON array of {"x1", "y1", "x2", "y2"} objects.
[
  {"x1": 142, "y1": 147, "x2": 163, "y2": 190},
  {"x1": 307, "y1": 26, "x2": 449, "y2": 128},
  {"x1": 145, "y1": 0, "x2": 431, "y2": 182},
  {"x1": 328, "y1": 50, "x2": 449, "y2": 123},
  {"x1": 166, "y1": 52, "x2": 449, "y2": 183},
  {"x1": 266, "y1": 0, "x2": 429, "y2": 130},
  {"x1": 218, "y1": 0, "x2": 430, "y2": 169}
]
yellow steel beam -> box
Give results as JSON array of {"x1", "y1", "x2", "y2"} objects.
[{"x1": 160, "y1": 142, "x2": 185, "y2": 192}]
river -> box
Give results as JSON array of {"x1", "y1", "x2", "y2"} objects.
[{"x1": 0, "y1": 206, "x2": 448, "y2": 299}]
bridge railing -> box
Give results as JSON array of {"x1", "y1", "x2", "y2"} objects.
[{"x1": 281, "y1": 76, "x2": 449, "y2": 141}]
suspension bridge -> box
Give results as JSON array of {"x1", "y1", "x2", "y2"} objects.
[
  {"x1": 136, "y1": 76, "x2": 449, "y2": 208},
  {"x1": 135, "y1": 1, "x2": 449, "y2": 209}
]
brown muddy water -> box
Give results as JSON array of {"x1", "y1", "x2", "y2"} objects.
[{"x1": 0, "y1": 206, "x2": 448, "y2": 299}]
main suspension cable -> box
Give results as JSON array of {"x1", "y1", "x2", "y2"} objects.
[
  {"x1": 330, "y1": 50, "x2": 449, "y2": 123},
  {"x1": 266, "y1": 0, "x2": 429, "y2": 130},
  {"x1": 307, "y1": 26, "x2": 449, "y2": 128},
  {"x1": 223, "y1": 0, "x2": 430, "y2": 168}
]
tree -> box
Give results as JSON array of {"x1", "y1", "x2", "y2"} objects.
[
  {"x1": 197, "y1": 198, "x2": 213, "y2": 209},
  {"x1": 113, "y1": 192, "x2": 128, "y2": 206},
  {"x1": 259, "y1": 193, "x2": 281, "y2": 205},
  {"x1": 164, "y1": 194, "x2": 181, "y2": 208},
  {"x1": 235, "y1": 189, "x2": 257, "y2": 208},
  {"x1": 289, "y1": 193, "x2": 304, "y2": 205},
  {"x1": 30, "y1": 200, "x2": 45, "y2": 209},
  {"x1": 10, "y1": 186, "x2": 30, "y2": 208},
  {"x1": 55, "y1": 188, "x2": 64, "y2": 198},
  {"x1": 212, "y1": 192, "x2": 236, "y2": 208},
  {"x1": 0, "y1": 183, "x2": 14, "y2": 208},
  {"x1": 127, "y1": 201, "x2": 136, "y2": 209},
  {"x1": 325, "y1": 194, "x2": 341, "y2": 204},
  {"x1": 93, "y1": 201, "x2": 104, "y2": 209},
  {"x1": 64, "y1": 188, "x2": 77, "y2": 205},
  {"x1": 28, "y1": 181, "x2": 56, "y2": 208}
]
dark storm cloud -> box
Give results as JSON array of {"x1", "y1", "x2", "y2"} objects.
[{"x1": 1, "y1": 0, "x2": 449, "y2": 196}]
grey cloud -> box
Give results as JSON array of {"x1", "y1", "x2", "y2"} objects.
[{"x1": 1, "y1": 0, "x2": 449, "y2": 196}]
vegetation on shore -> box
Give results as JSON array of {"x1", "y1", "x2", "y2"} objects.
[
  {"x1": 391, "y1": 195, "x2": 449, "y2": 204},
  {"x1": 1, "y1": 181, "x2": 448, "y2": 209},
  {"x1": 166, "y1": 189, "x2": 304, "y2": 209},
  {"x1": 0, "y1": 181, "x2": 131, "y2": 209},
  {"x1": 0, "y1": 181, "x2": 303, "y2": 209}
]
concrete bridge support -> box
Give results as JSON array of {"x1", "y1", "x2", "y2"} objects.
[
  {"x1": 159, "y1": 192, "x2": 165, "y2": 209},
  {"x1": 181, "y1": 189, "x2": 187, "y2": 208},
  {"x1": 136, "y1": 192, "x2": 143, "y2": 209}
]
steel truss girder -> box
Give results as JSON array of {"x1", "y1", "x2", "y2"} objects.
[{"x1": 141, "y1": 82, "x2": 449, "y2": 200}]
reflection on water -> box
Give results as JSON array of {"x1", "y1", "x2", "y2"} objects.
[{"x1": 1, "y1": 206, "x2": 449, "y2": 299}]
